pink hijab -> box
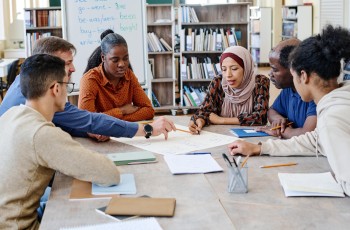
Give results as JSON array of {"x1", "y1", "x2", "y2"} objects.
[{"x1": 220, "y1": 46, "x2": 256, "y2": 118}]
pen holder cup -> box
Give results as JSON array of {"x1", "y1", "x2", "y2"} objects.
[{"x1": 227, "y1": 166, "x2": 248, "y2": 193}]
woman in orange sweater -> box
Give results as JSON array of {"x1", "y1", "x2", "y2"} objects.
[{"x1": 78, "y1": 33, "x2": 154, "y2": 121}]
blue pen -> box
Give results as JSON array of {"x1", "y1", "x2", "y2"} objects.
[{"x1": 187, "y1": 152, "x2": 211, "y2": 155}]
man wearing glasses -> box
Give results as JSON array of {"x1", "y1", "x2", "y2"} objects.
[
  {"x1": 0, "y1": 36, "x2": 176, "y2": 140},
  {"x1": 0, "y1": 54, "x2": 121, "y2": 229}
]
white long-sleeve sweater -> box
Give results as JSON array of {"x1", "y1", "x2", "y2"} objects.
[
  {"x1": 261, "y1": 82, "x2": 350, "y2": 196},
  {"x1": 0, "y1": 105, "x2": 120, "y2": 229}
]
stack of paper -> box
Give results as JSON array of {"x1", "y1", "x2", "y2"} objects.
[
  {"x1": 92, "y1": 174, "x2": 136, "y2": 195},
  {"x1": 164, "y1": 154, "x2": 223, "y2": 174},
  {"x1": 278, "y1": 172, "x2": 345, "y2": 197}
]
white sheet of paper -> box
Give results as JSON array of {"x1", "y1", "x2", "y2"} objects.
[
  {"x1": 244, "y1": 130, "x2": 257, "y2": 133},
  {"x1": 60, "y1": 217, "x2": 162, "y2": 230},
  {"x1": 164, "y1": 154, "x2": 223, "y2": 174},
  {"x1": 112, "y1": 124, "x2": 237, "y2": 155}
]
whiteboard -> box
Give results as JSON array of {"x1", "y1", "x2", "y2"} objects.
[{"x1": 61, "y1": 0, "x2": 148, "y2": 88}]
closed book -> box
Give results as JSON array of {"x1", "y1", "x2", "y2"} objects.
[
  {"x1": 107, "y1": 151, "x2": 156, "y2": 165},
  {"x1": 105, "y1": 197, "x2": 176, "y2": 217},
  {"x1": 230, "y1": 128, "x2": 270, "y2": 137}
]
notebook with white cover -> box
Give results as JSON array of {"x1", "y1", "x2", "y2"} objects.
[{"x1": 278, "y1": 172, "x2": 345, "y2": 197}]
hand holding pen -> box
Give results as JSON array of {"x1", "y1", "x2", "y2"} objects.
[{"x1": 188, "y1": 118, "x2": 205, "y2": 135}]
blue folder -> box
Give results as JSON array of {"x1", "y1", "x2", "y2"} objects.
[{"x1": 230, "y1": 128, "x2": 270, "y2": 138}]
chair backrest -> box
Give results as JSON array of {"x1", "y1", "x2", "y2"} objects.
[{"x1": 6, "y1": 59, "x2": 19, "y2": 88}]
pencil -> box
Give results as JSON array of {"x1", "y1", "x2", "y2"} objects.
[
  {"x1": 259, "y1": 162, "x2": 298, "y2": 168},
  {"x1": 138, "y1": 120, "x2": 154, "y2": 124},
  {"x1": 241, "y1": 155, "x2": 250, "y2": 167},
  {"x1": 176, "y1": 128, "x2": 192, "y2": 134},
  {"x1": 270, "y1": 122, "x2": 294, "y2": 131}
]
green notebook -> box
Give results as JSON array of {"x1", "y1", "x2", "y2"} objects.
[{"x1": 107, "y1": 151, "x2": 157, "y2": 166}]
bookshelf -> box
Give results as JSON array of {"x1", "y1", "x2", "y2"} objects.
[
  {"x1": 249, "y1": 6, "x2": 272, "y2": 65},
  {"x1": 146, "y1": 4, "x2": 177, "y2": 111},
  {"x1": 281, "y1": 5, "x2": 312, "y2": 41},
  {"x1": 24, "y1": 7, "x2": 62, "y2": 57},
  {"x1": 178, "y1": 3, "x2": 250, "y2": 109}
]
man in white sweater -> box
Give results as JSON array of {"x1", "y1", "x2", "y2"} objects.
[{"x1": 0, "y1": 54, "x2": 120, "y2": 229}]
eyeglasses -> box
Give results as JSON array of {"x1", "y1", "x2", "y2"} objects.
[{"x1": 50, "y1": 81, "x2": 75, "y2": 94}]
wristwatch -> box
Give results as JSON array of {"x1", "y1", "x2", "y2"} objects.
[{"x1": 143, "y1": 124, "x2": 153, "y2": 139}]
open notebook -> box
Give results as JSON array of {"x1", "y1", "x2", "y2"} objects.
[{"x1": 278, "y1": 172, "x2": 345, "y2": 197}]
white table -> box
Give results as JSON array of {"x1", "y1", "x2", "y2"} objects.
[{"x1": 40, "y1": 116, "x2": 350, "y2": 229}]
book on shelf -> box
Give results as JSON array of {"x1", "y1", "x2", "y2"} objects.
[
  {"x1": 181, "y1": 6, "x2": 199, "y2": 23},
  {"x1": 183, "y1": 93, "x2": 192, "y2": 106},
  {"x1": 180, "y1": 63, "x2": 187, "y2": 80},
  {"x1": 183, "y1": 86, "x2": 197, "y2": 106},
  {"x1": 151, "y1": 91, "x2": 161, "y2": 107},
  {"x1": 234, "y1": 29, "x2": 242, "y2": 45},
  {"x1": 159, "y1": 38, "x2": 172, "y2": 51}
]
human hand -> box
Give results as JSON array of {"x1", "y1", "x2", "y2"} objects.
[
  {"x1": 87, "y1": 133, "x2": 110, "y2": 142},
  {"x1": 188, "y1": 118, "x2": 205, "y2": 134},
  {"x1": 120, "y1": 104, "x2": 139, "y2": 115},
  {"x1": 209, "y1": 113, "x2": 224, "y2": 125},
  {"x1": 228, "y1": 140, "x2": 261, "y2": 156},
  {"x1": 255, "y1": 125, "x2": 280, "y2": 138},
  {"x1": 150, "y1": 116, "x2": 176, "y2": 140}
]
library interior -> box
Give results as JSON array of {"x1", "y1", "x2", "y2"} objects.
[{"x1": 1, "y1": 0, "x2": 350, "y2": 229}]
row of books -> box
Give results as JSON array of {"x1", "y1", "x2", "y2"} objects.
[
  {"x1": 151, "y1": 91, "x2": 161, "y2": 107},
  {"x1": 147, "y1": 32, "x2": 172, "y2": 52},
  {"x1": 179, "y1": 27, "x2": 240, "y2": 52},
  {"x1": 182, "y1": 86, "x2": 208, "y2": 107},
  {"x1": 181, "y1": 57, "x2": 222, "y2": 80},
  {"x1": 26, "y1": 31, "x2": 62, "y2": 56},
  {"x1": 180, "y1": 6, "x2": 199, "y2": 23},
  {"x1": 25, "y1": 10, "x2": 62, "y2": 28}
]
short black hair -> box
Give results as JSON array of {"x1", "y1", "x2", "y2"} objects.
[
  {"x1": 20, "y1": 54, "x2": 66, "y2": 99},
  {"x1": 279, "y1": 45, "x2": 297, "y2": 69}
]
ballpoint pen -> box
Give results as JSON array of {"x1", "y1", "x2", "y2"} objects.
[
  {"x1": 223, "y1": 153, "x2": 247, "y2": 191},
  {"x1": 222, "y1": 153, "x2": 232, "y2": 167}
]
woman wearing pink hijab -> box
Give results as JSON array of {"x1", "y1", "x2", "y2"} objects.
[{"x1": 188, "y1": 46, "x2": 270, "y2": 134}]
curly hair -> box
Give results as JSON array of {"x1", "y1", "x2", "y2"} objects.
[{"x1": 290, "y1": 25, "x2": 350, "y2": 80}]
